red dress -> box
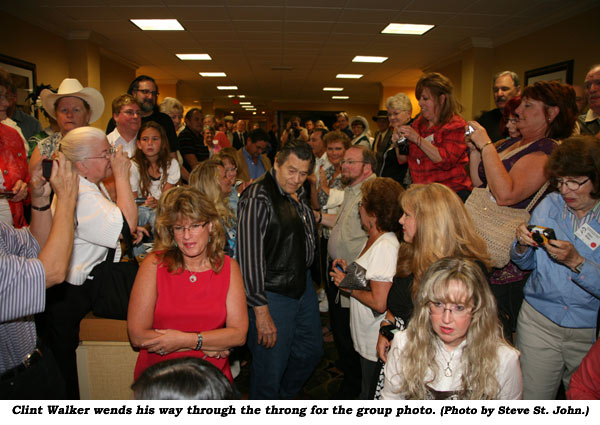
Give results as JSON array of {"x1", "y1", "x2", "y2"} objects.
[{"x1": 133, "y1": 256, "x2": 233, "y2": 383}]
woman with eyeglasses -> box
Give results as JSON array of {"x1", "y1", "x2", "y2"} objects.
[
  {"x1": 381, "y1": 257, "x2": 522, "y2": 400},
  {"x1": 38, "y1": 126, "x2": 138, "y2": 398},
  {"x1": 128, "y1": 186, "x2": 248, "y2": 384},
  {"x1": 512, "y1": 136, "x2": 600, "y2": 400},
  {"x1": 465, "y1": 82, "x2": 578, "y2": 335}
]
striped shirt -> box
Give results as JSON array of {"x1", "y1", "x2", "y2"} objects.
[
  {"x1": 0, "y1": 223, "x2": 46, "y2": 373},
  {"x1": 238, "y1": 169, "x2": 317, "y2": 307}
]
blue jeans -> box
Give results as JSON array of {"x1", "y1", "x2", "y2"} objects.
[{"x1": 247, "y1": 272, "x2": 323, "y2": 399}]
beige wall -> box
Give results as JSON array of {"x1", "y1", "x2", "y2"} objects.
[{"x1": 98, "y1": 56, "x2": 136, "y2": 130}]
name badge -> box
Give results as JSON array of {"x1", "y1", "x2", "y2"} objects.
[{"x1": 575, "y1": 223, "x2": 600, "y2": 250}]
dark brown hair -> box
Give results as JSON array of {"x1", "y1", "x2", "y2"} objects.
[
  {"x1": 415, "y1": 72, "x2": 462, "y2": 126},
  {"x1": 521, "y1": 81, "x2": 577, "y2": 140},
  {"x1": 361, "y1": 177, "x2": 404, "y2": 233},
  {"x1": 545, "y1": 135, "x2": 600, "y2": 199}
]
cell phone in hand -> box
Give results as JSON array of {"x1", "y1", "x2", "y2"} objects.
[
  {"x1": 527, "y1": 225, "x2": 557, "y2": 245},
  {"x1": 335, "y1": 264, "x2": 344, "y2": 273},
  {"x1": 42, "y1": 159, "x2": 53, "y2": 180}
]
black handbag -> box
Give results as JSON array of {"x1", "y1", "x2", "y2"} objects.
[{"x1": 88, "y1": 216, "x2": 138, "y2": 320}]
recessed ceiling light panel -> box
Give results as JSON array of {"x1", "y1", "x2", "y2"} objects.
[
  {"x1": 217, "y1": 86, "x2": 238, "y2": 90},
  {"x1": 176, "y1": 54, "x2": 211, "y2": 60},
  {"x1": 200, "y1": 72, "x2": 226, "y2": 77},
  {"x1": 381, "y1": 23, "x2": 435, "y2": 35},
  {"x1": 352, "y1": 56, "x2": 388, "y2": 63},
  {"x1": 336, "y1": 74, "x2": 363, "y2": 79},
  {"x1": 332, "y1": 96, "x2": 349, "y2": 100},
  {"x1": 131, "y1": 19, "x2": 184, "y2": 31},
  {"x1": 323, "y1": 87, "x2": 344, "y2": 91}
]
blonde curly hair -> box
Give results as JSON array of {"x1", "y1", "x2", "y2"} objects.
[{"x1": 393, "y1": 257, "x2": 507, "y2": 399}]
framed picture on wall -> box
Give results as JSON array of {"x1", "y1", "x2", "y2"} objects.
[
  {"x1": 525, "y1": 60, "x2": 573, "y2": 85},
  {"x1": 0, "y1": 53, "x2": 37, "y2": 116}
]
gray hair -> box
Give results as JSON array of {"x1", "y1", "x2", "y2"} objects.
[
  {"x1": 386, "y1": 93, "x2": 413, "y2": 113},
  {"x1": 493, "y1": 70, "x2": 520, "y2": 88},
  {"x1": 60, "y1": 126, "x2": 107, "y2": 162}
]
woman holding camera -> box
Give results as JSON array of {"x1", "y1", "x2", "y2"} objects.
[
  {"x1": 466, "y1": 81, "x2": 577, "y2": 333},
  {"x1": 512, "y1": 136, "x2": 600, "y2": 399},
  {"x1": 396, "y1": 72, "x2": 471, "y2": 201}
]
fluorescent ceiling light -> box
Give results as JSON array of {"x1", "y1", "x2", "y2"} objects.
[
  {"x1": 332, "y1": 96, "x2": 349, "y2": 100},
  {"x1": 176, "y1": 54, "x2": 211, "y2": 60},
  {"x1": 239, "y1": 102, "x2": 252, "y2": 105},
  {"x1": 217, "y1": 86, "x2": 238, "y2": 90},
  {"x1": 381, "y1": 23, "x2": 435, "y2": 35},
  {"x1": 352, "y1": 56, "x2": 387, "y2": 63},
  {"x1": 336, "y1": 74, "x2": 363, "y2": 79},
  {"x1": 323, "y1": 87, "x2": 344, "y2": 91},
  {"x1": 252, "y1": 112, "x2": 257, "y2": 115},
  {"x1": 237, "y1": 95, "x2": 246, "y2": 98},
  {"x1": 227, "y1": 95, "x2": 236, "y2": 98},
  {"x1": 200, "y1": 72, "x2": 226, "y2": 77},
  {"x1": 193, "y1": 100, "x2": 199, "y2": 103},
  {"x1": 131, "y1": 19, "x2": 184, "y2": 31}
]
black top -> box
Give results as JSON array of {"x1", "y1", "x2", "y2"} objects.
[
  {"x1": 476, "y1": 108, "x2": 505, "y2": 143},
  {"x1": 106, "y1": 108, "x2": 179, "y2": 153},
  {"x1": 177, "y1": 127, "x2": 209, "y2": 171}
]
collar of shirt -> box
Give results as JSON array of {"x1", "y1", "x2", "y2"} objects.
[
  {"x1": 584, "y1": 109, "x2": 599, "y2": 123},
  {"x1": 562, "y1": 198, "x2": 600, "y2": 228}
]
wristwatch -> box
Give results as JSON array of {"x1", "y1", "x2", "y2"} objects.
[
  {"x1": 195, "y1": 333, "x2": 203, "y2": 351},
  {"x1": 573, "y1": 259, "x2": 585, "y2": 274}
]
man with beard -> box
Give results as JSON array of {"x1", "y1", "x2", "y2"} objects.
[
  {"x1": 106, "y1": 75, "x2": 179, "y2": 155},
  {"x1": 477, "y1": 71, "x2": 521, "y2": 142},
  {"x1": 319, "y1": 145, "x2": 376, "y2": 398}
]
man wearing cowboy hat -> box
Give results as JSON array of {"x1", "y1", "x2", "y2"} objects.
[
  {"x1": 223, "y1": 115, "x2": 235, "y2": 144},
  {"x1": 105, "y1": 75, "x2": 179, "y2": 156},
  {"x1": 372, "y1": 110, "x2": 393, "y2": 174}
]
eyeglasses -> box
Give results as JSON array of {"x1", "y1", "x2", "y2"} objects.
[
  {"x1": 121, "y1": 109, "x2": 142, "y2": 117},
  {"x1": 428, "y1": 301, "x2": 472, "y2": 317},
  {"x1": 340, "y1": 159, "x2": 367, "y2": 166},
  {"x1": 83, "y1": 147, "x2": 116, "y2": 160},
  {"x1": 172, "y1": 222, "x2": 208, "y2": 235},
  {"x1": 135, "y1": 89, "x2": 159, "y2": 96},
  {"x1": 555, "y1": 178, "x2": 590, "y2": 191},
  {"x1": 507, "y1": 117, "x2": 519, "y2": 124}
]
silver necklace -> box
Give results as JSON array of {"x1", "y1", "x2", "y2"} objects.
[
  {"x1": 184, "y1": 264, "x2": 198, "y2": 283},
  {"x1": 440, "y1": 349, "x2": 456, "y2": 377}
]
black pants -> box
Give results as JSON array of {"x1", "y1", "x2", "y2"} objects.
[
  {"x1": 37, "y1": 271, "x2": 134, "y2": 399},
  {"x1": 326, "y1": 264, "x2": 361, "y2": 398},
  {"x1": 0, "y1": 346, "x2": 65, "y2": 399}
]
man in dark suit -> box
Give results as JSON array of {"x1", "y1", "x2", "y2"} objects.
[{"x1": 232, "y1": 120, "x2": 248, "y2": 149}]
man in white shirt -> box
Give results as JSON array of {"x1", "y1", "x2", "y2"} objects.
[{"x1": 107, "y1": 94, "x2": 142, "y2": 158}]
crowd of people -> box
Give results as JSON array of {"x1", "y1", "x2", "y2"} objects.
[{"x1": 1, "y1": 63, "x2": 599, "y2": 401}]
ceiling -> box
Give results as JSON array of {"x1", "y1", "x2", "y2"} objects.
[{"x1": 3, "y1": 0, "x2": 597, "y2": 112}]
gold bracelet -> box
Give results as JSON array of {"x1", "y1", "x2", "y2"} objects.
[{"x1": 480, "y1": 141, "x2": 493, "y2": 152}]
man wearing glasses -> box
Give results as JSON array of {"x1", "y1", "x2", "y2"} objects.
[
  {"x1": 319, "y1": 144, "x2": 376, "y2": 398},
  {"x1": 107, "y1": 94, "x2": 142, "y2": 158},
  {"x1": 106, "y1": 75, "x2": 179, "y2": 156}
]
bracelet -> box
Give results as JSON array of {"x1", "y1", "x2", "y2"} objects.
[
  {"x1": 195, "y1": 333, "x2": 203, "y2": 351},
  {"x1": 31, "y1": 204, "x2": 51, "y2": 211},
  {"x1": 317, "y1": 211, "x2": 322, "y2": 224},
  {"x1": 479, "y1": 141, "x2": 493, "y2": 153},
  {"x1": 417, "y1": 137, "x2": 422, "y2": 148},
  {"x1": 381, "y1": 318, "x2": 394, "y2": 327}
]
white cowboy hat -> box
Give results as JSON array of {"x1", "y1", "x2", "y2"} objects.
[{"x1": 40, "y1": 78, "x2": 105, "y2": 124}]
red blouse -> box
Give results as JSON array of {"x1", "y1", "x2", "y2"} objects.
[{"x1": 0, "y1": 123, "x2": 29, "y2": 228}]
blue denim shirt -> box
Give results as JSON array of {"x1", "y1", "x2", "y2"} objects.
[{"x1": 510, "y1": 192, "x2": 600, "y2": 328}]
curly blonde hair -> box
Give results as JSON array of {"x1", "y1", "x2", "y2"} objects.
[
  {"x1": 153, "y1": 187, "x2": 225, "y2": 273},
  {"x1": 394, "y1": 257, "x2": 507, "y2": 399},
  {"x1": 396, "y1": 183, "x2": 490, "y2": 299}
]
